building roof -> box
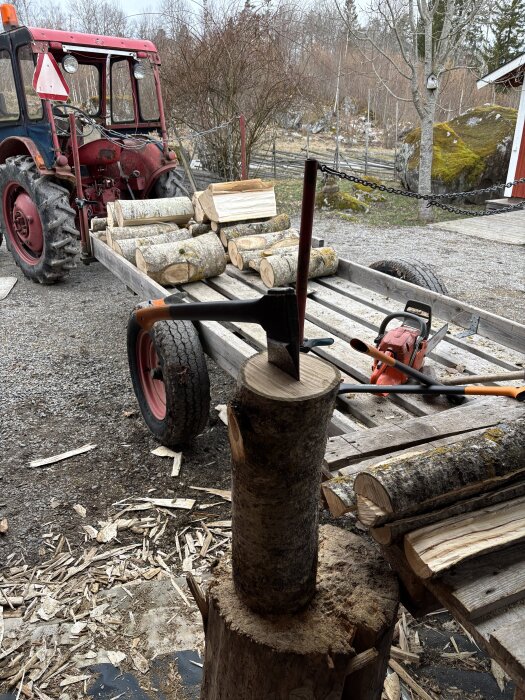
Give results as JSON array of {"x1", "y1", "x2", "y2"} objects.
[
  {"x1": 477, "y1": 54, "x2": 525, "y2": 89},
  {"x1": 28, "y1": 27, "x2": 158, "y2": 54}
]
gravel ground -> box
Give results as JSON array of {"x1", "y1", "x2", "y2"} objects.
[{"x1": 300, "y1": 214, "x2": 525, "y2": 324}]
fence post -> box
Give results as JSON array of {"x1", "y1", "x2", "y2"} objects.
[
  {"x1": 239, "y1": 114, "x2": 247, "y2": 180},
  {"x1": 272, "y1": 138, "x2": 276, "y2": 179}
]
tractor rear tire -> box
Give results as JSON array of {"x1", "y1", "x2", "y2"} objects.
[
  {"x1": 127, "y1": 317, "x2": 210, "y2": 447},
  {"x1": 153, "y1": 168, "x2": 191, "y2": 198},
  {"x1": 0, "y1": 156, "x2": 79, "y2": 284},
  {"x1": 369, "y1": 258, "x2": 448, "y2": 295}
]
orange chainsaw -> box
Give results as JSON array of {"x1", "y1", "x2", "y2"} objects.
[{"x1": 371, "y1": 301, "x2": 448, "y2": 392}]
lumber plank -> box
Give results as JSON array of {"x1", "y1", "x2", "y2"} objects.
[
  {"x1": 404, "y1": 496, "x2": 525, "y2": 579},
  {"x1": 489, "y1": 621, "x2": 525, "y2": 688}
]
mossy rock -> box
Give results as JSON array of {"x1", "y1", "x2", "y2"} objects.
[
  {"x1": 354, "y1": 175, "x2": 383, "y2": 193},
  {"x1": 316, "y1": 190, "x2": 368, "y2": 212},
  {"x1": 397, "y1": 105, "x2": 517, "y2": 203}
]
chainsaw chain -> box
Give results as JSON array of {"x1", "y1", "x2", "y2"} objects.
[{"x1": 317, "y1": 163, "x2": 525, "y2": 217}]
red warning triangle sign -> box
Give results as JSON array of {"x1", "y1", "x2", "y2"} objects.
[{"x1": 32, "y1": 52, "x2": 70, "y2": 102}]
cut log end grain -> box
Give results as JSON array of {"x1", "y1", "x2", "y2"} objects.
[
  {"x1": 115, "y1": 196, "x2": 194, "y2": 228},
  {"x1": 136, "y1": 232, "x2": 227, "y2": 286},
  {"x1": 259, "y1": 247, "x2": 339, "y2": 288}
]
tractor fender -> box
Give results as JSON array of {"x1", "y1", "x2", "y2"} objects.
[
  {"x1": 144, "y1": 162, "x2": 179, "y2": 197},
  {"x1": 0, "y1": 136, "x2": 76, "y2": 186}
]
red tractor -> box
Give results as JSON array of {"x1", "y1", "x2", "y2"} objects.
[{"x1": 0, "y1": 3, "x2": 186, "y2": 284}]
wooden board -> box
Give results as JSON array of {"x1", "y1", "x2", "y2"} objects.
[
  {"x1": 404, "y1": 496, "x2": 525, "y2": 579},
  {"x1": 489, "y1": 621, "x2": 525, "y2": 683},
  {"x1": 0, "y1": 277, "x2": 16, "y2": 301},
  {"x1": 429, "y1": 212, "x2": 525, "y2": 246}
]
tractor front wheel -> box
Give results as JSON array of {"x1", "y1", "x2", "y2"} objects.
[
  {"x1": 0, "y1": 156, "x2": 79, "y2": 284},
  {"x1": 127, "y1": 317, "x2": 210, "y2": 447}
]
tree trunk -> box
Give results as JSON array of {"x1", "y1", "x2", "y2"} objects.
[
  {"x1": 107, "y1": 223, "x2": 177, "y2": 248},
  {"x1": 113, "y1": 230, "x2": 189, "y2": 263},
  {"x1": 218, "y1": 213, "x2": 291, "y2": 247},
  {"x1": 259, "y1": 247, "x2": 339, "y2": 288},
  {"x1": 200, "y1": 525, "x2": 399, "y2": 700},
  {"x1": 354, "y1": 420, "x2": 525, "y2": 524},
  {"x1": 229, "y1": 352, "x2": 340, "y2": 614},
  {"x1": 115, "y1": 196, "x2": 193, "y2": 228},
  {"x1": 236, "y1": 242, "x2": 299, "y2": 271},
  {"x1": 228, "y1": 228, "x2": 299, "y2": 267},
  {"x1": 418, "y1": 95, "x2": 437, "y2": 222},
  {"x1": 136, "y1": 232, "x2": 226, "y2": 285}
]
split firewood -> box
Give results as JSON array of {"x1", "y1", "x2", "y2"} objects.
[
  {"x1": 354, "y1": 420, "x2": 525, "y2": 527},
  {"x1": 106, "y1": 223, "x2": 176, "y2": 248},
  {"x1": 218, "y1": 213, "x2": 291, "y2": 247},
  {"x1": 189, "y1": 222, "x2": 212, "y2": 236},
  {"x1": 228, "y1": 229, "x2": 299, "y2": 268},
  {"x1": 192, "y1": 191, "x2": 210, "y2": 223},
  {"x1": 115, "y1": 196, "x2": 194, "y2": 228},
  {"x1": 199, "y1": 179, "x2": 276, "y2": 225},
  {"x1": 113, "y1": 231, "x2": 189, "y2": 264},
  {"x1": 106, "y1": 201, "x2": 117, "y2": 228},
  {"x1": 259, "y1": 247, "x2": 339, "y2": 288},
  {"x1": 136, "y1": 232, "x2": 226, "y2": 285}
]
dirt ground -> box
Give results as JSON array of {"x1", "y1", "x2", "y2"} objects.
[{"x1": 0, "y1": 234, "x2": 521, "y2": 699}]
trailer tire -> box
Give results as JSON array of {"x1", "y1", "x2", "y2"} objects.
[
  {"x1": 127, "y1": 317, "x2": 210, "y2": 447},
  {"x1": 369, "y1": 259, "x2": 448, "y2": 295},
  {"x1": 0, "y1": 156, "x2": 79, "y2": 284}
]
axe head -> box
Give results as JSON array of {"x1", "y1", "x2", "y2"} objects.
[{"x1": 262, "y1": 288, "x2": 301, "y2": 380}]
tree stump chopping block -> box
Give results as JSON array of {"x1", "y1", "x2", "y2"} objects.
[
  {"x1": 228, "y1": 352, "x2": 340, "y2": 615},
  {"x1": 200, "y1": 524, "x2": 399, "y2": 700}
]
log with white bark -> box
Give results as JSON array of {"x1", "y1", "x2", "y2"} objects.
[
  {"x1": 115, "y1": 197, "x2": 193, "y2": 228},
  {"x1": 107, "y1": 223, "x2": 177, "y2": 249},
  {"x1": 228, "y1": 228, "x2": 299, "y2": 267},
  {"x1": 113, "y1": 230, "x2": 190, "y2": 263},
  {"x1": 90, "y1": 217, "x2": 107, "y2": 232},
  {"x1": 259, "y1": 247, "x2": 339, "y2": 288},
  {"x1": 237, "y1": 243, "x2": 300, "y2": 272},
  {"x1": 218, "y1": 214, "x2": 291, "y2": 247},
  {"x1": 192, "y1": 191, "x2": 210, "y2": 224},
  {"x1": 354, "y1": 420, "x2": 525, "y2": 527},
  {"x1": 199, "y1": 179, "x2": 276, "y2": 224},
  {"x1": 189, "y1": 222, "x2": 212, "y2": 236},
  {"x1": 136, "y1": 232, "x2": 227, "y2": 285},
  {"x1": 106, "y1": 201, "x2": 117, "y2": 228}
]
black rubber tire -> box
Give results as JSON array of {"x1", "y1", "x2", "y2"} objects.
[
  {"x1": 127, "y1": 317, "x2": 211, "y2": 447},
  {"x1": 369, "y1": 258, "x2": 448, "y2": 295},
  {"x1": 0, "y1": 156, "x2": 79, "y2": 284},
  {"x1": 153, "y1": 168, "x2": 191, "y2": 198}
]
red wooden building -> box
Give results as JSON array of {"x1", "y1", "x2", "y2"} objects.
[{"x1": 477, "y1": 54, "x2": 525, "y2": 199}]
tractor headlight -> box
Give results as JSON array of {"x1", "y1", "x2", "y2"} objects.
[
  {"x1": 133, "y1": 60, "x2": 145, "y2": 80},
  {"x1": 62, "y1": 54, "x2": 78, "y2": 74}
]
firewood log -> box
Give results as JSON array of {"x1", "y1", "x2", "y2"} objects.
[
  {"x1": 192, "y1": 191, "x2": 210, "y2": 223},
  {"x1": 236, "y1": 243, "x2": 300, "y2": 272},
  {"x1": 219, "y1": 214, "x2": 291, "y2": 247},
  {"x1": 115, "y1": 197, "x2": 193, "y2": 227},
  {"x1": 228, "y1": 229, "x2": 299, "y2": 267},
  {"x1": 90, "y1": 217, "x2": 107, "y2": 232},
  {"x1": 113, "y1": 230, "x2": 189, "y2": 263},
  {"x1": 189, "y1": 222, "x2": 212, "y2": 236},
  {"x1": 106, "y1": 201, "x2": 117, "y2": 228},
  {"x1": 259, "y1": 247, "x2": 339, "y2": 288},
  {"x1": 199, "y1": 179, "x2": 276, "y2": 224},
  {"x1": 107, "y1": 223, "x2": 177, "y2": 249},
  {"x1": 136, "y1": 232, "x2": 227, "y2": 285}
]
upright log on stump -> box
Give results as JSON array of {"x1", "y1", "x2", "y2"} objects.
[{"x1": 200, "y1": 352, "x2": 399, "y2": 700}]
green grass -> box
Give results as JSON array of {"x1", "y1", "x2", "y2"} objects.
[{"x1": 273, "y1": 177, "x2": 484, "y2": 227}]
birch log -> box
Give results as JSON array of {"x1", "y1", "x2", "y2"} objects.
[
  {"x1": 115, "y1": 197, "x2": 193, "y2": 227},
  {"x1": 113, "y1": 231, "x2": 189, "y2": 263},
  {"x1": 353, "y1": 420, "x2": 525, "y2": 526},
  {"x1": 228, "y1": 228, "x2": 299, "y2": 267},
  {"x1": 90, "y1": 217, "x2": 107, "y2": 232},
  {"x1": 259, "y1": 247, "x2": 339, "y2": 288},
  {"x1": 136, "y1": 232, "x2": 227, "y2": 285},
  {"x1": 237, "y1": 243, "x2": 300, "y2": 272},
  {"x1": 106, "y1": 201, "x2": 117, "y2": 228},
  {"x1": 107, "y1": 223, "x2": 177, "y2": 249},
  {"x1": 199, "y1": 179, "x2": 276, "y2": 224},
  {"x1": 189, "y1": 222, "x2": 212, "y2": 236},
  {"x1": 219, "y1": 214, "x2": 291, "y2": 247},
  {"x1": 192, "y1": 191, "x2": 210, "y2": 223}
]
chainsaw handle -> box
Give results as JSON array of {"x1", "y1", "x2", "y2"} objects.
[{"x1": 375, "y1": 311, "x2": 429, "y2": 343}]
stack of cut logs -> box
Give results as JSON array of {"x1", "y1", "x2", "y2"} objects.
[
  {"x1": 352, "y1": 421, "x2": 525, "y2": 586},
  {"x1": 93, "y1": 178, "x2": 339, "y2": 288}
]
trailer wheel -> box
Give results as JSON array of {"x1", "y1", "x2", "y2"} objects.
[
  {"x1": 0, "y1": 156, "x2": 79, "y2": 284},
  {"x1": 127, "y1": 317, "x2": 210, "y2": 447},
  {"x1": 369, "y1": 259, "x2": 448, "y2": 295}
]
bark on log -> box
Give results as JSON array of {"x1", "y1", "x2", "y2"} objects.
[
  {"x1": 200, "y1": 524, "x2": 399, "y2": 700},
  {"x1": 228, "y1": 228, "x2": 299, "y2": 267},
  {"x1": 136, "y1": 232, "x2": 226, "y2": 285},
  {"x1": 219, "y1": 213, "x2": 290, "y2": 247},
  {"x1": 260, "y1": 247, "x2": 339, "y2": 288},
  {"x1": 199, "y1": 179, "x2": 276, "y2": 224},
  {"x1": 188, "y1": 222, "x2": 212, "y2": 236},
  {"x1": 192, "y1": 191, "x2": 210, "y2": 223},
  {"x1": 115, "y1": 196, "x2": 193, "y2": 227},
  {"x1": 107, "y1": 223, "x2": 177, "y2": 248},
  {"x1": 106, "y1": 201, "x2": 117, "y2": 228},
  {"x1": 235, "y1": 242, "x2": 300, "y2": 271},
  {"x1": 353, "y1": 421, "x2": 525, "y2": 525},
  {"x1": 113, "y1": 230, "x2": 189, "y2": 263},
  {"x1": 90, "y1": 217, "x2": 107, "y2": 232},
  {"x1": 229, "y1": 352, "x2": 340, "y2": 614}
]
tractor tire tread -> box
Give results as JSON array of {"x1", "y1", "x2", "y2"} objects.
[{"x1": 369, "y1": 258, "x2": 448, "y2": 295}]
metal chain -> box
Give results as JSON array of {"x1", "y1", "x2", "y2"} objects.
[{"x1": 318, "y1": 162, "x2": 525, "y2": 217}]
